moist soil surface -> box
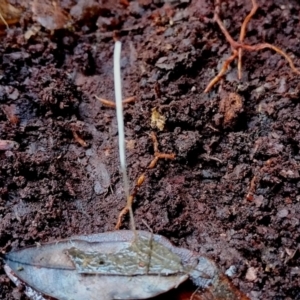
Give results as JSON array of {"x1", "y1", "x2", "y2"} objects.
[{"x1": 0, "y1": 0, "x2": 300, "y2": 299}]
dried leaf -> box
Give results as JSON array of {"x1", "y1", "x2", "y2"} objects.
[
  {"x1": 24, "y1": 24, "x2": 41, "y2": 40},
  {"x1": 4, "y1": 231, "x2": 190, "y2": 300},
  {"x1": 4, "y1": 266, "x2": 46, "y2": 300},
  {"x1": 151, "y1": 108, "x2": 165, "y2": 131},
  {"x1": 67, "y1": 235, "x2": 184, "y2": 275},
  {"x1": 0, "y1": 0, "x2": 22, "y2": 28},
  {"x1": 5, "y1": 231, "x2": 249, "y2": 300}
]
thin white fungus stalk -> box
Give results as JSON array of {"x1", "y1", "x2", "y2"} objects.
[{"x1": 113, "y1": 41, "x2": 136, "y2": 231}]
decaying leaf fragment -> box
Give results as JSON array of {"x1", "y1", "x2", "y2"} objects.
[
  {"x1": 68, "y1": 234, "x2": 185, "y2": 275},
  {"x1": 4, "y1": 267, "x2": 45, "y2": 300},
  {"x1": 4, "y1": 230, "x2": 249, "y2": 300},
  {"x1": 151, "y1": 107, "x2": 165, "y2": 131},
  {"x1": 0, "y1": 0, "x2": 22, "y2": 28},
  {"x1": 4, "y1": 231, "x2": 190, "y2": 300},
  {"x1": 24, "y1": 24, "x2": 41, "y2": 40}
]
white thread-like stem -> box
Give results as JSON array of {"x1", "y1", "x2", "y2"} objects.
[{"x1": 113, "y1": 41, "x2": 135, "y2": 231}]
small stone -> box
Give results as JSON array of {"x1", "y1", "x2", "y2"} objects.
[
  {"x1": 8, "y1": 88, "x2": 19, "y2": 100},
  {"x1": 225, "y1": 265, "x2": 237, "y2": 278},
  {"x1": 276, "y1": 208, "x2": 288, "y2": 219},
  {"x1": 253, "y1": 195, "x2": 264, "y2": 207},
  {"x1": 245, "y1": 267, "x2": 258, "y2": 281},
  {"x1": 94, "y1": 181, "x2": 102, "y2": 195}
]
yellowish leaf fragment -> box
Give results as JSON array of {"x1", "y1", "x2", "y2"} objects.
[
  {"x1": 24, "y1": 24, "x2": 41, "y2": 40},
  {"x1": 0, "y1": 0, "x2": 22, "y2": 28},
  {"x1": 151, "y1": 108, "x2": 165, "y2": 131}
]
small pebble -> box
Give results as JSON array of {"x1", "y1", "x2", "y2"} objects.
[
  {"x1": 245, "y1": 267, "x2": 258, "y2": 281},
  {"x1": 225, "y1": 265, "x2": 237, "y2": 278},
  {"x1": 276, "y1": 208, "x2": 288, "y2": 219}
]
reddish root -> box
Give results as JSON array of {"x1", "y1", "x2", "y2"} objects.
[
  {"x1": 115, "y1": 133, "x2": 175, "y2": 229},
  {"x1": 238, "y1": 0, "x2": 258, "y2": 79},
  {"x1": 115, "y1": 174, "x2": 145, "y2": 230},
  {"x1": 95, "y1": 95, "x2": 136, "y2": 108},
  {"x1": 205, "y1": 0, "x2": 300, "y2": 92},
  {"x1": 204, "y1": 51, "x2": 238, "y2": 93}
]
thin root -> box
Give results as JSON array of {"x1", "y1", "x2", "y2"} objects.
[
  {"x1": 150, "y1": 131, "x2": 159, "y2": 152},
  {"x1": 95, "y1": 95, "x2": 136, "y2": 108},
  {"x1": 238, "y1": 0, "x2": 258, "y2": 79},
  {"x1": 115, "y1": 195, "x2": 133, "y2": 230},
  {"x1": 115, "y1": 174, "x2": 145, "y2": 230},
  {"x1": 115, "y1": 133, "x2": 175, "y2": 229},
  {"x1": 205, "y1": 0, "x2": 300, "y2": 92},
  {"x1": 204, "y1": 50, "x2": 238, "y2": 93},
  {"x1": 148, "y1": 157, "x2": 159, "y2": 169},
  {"x1": 247, "y1": 43, "x2": 300, "y2": 76},
  {"x1": 148, "y1": 132, "x2": 175, "y2": 169}
]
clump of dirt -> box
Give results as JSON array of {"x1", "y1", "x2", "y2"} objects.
[{"x1": 1, "y1": 0, "x2": 300, "y2": 299}]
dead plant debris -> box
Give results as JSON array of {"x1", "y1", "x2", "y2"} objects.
[
  {"x1": 151, "y1": 107, "x2": 165, "y2": 131},
  {"x1": 218, "y1": 92, "x2": 243, "y2": 127},
  {"x1": 245, "y1": 175, "x2": 258, "y2": 202},
  {"x1": 72, "y1": 130, "x2": 88, "y2": 148},
  {"x1": 0, "y1": 0, "x2": 22, "y2": 29},
  {"x1": 204, "y1": 0, "x2": 300, "y2": 93},
  {"x1": 95, "y1": 95, "x2": 136, "y2": 108}
]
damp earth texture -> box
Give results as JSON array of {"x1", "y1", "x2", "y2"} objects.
[{"x1": 0, "y1": 0, "x2": 300, "y2": 299}]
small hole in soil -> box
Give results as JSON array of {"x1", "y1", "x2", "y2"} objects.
[{"x1": 258, "y1": 215, "x2": 271, "y2": 226}]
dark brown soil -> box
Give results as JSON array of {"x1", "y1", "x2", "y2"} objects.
[{"x1": 1, "y1": 0, "x2": 300, "y2": 299}]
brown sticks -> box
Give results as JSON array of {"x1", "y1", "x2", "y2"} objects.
[
  {"x1": 95, "y1": 95, "x2": 136, "y2": 108},
  {"x1": 204, "y1": 0, "x2": 300, "y2": 93},
  {"x1": 148, "y1": 132, "x2": 175, "y2": 169},
  {"x1": 115, "y1": 132, "x2": 175, "y2": 229}
]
